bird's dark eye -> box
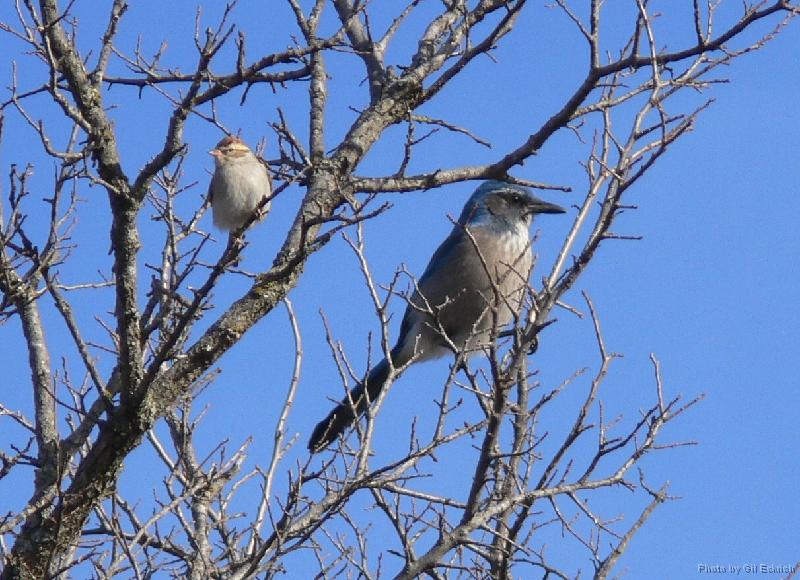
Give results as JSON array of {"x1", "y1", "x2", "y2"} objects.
[{"x1": 509, "y1": 193, "x2": 523, "y2": 204}]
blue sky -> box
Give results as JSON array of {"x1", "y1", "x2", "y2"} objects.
[{"x1": 0, "y1": 1, "x2": 798, "y2": 577}]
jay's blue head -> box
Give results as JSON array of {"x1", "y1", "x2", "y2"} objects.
[{"x1": 458, "y1": 180, "x2": 565, "y2": 230}]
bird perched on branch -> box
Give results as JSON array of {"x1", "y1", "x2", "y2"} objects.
[
  {"x1": 309, "y1": 180, "x2": 565, "y2": 452},
  {"x1": 208, "y1": 136, "x2": 272, "y2": 231}
]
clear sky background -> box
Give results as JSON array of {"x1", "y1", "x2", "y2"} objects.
[{"x1": 0, "y1": 1, "x2": 798, "y2": 578}]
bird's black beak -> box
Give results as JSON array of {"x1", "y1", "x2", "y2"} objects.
[{"x1": 527, "y1": 197, "x2": 566, "y2": 215}]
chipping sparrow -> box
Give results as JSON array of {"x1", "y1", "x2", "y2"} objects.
[{"x1": 208, "y1": 136, "x2": 272, "y2": 231}]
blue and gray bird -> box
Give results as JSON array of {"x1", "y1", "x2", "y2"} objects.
[{"x1": 308, "y1": 180, "x2": 565, "y2": 452}]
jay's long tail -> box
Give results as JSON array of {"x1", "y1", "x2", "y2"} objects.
[{"x1": 308, "y1": 358, "x2": 394, "y2": 453}]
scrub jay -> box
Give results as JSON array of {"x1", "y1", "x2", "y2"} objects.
[{"x1": 308, "y1": 180, "x2": 565, "y2": 452}]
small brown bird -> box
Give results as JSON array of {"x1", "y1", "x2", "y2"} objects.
[{"x1": 208, "y1": 136, "x2": 272, "y2": 231}]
